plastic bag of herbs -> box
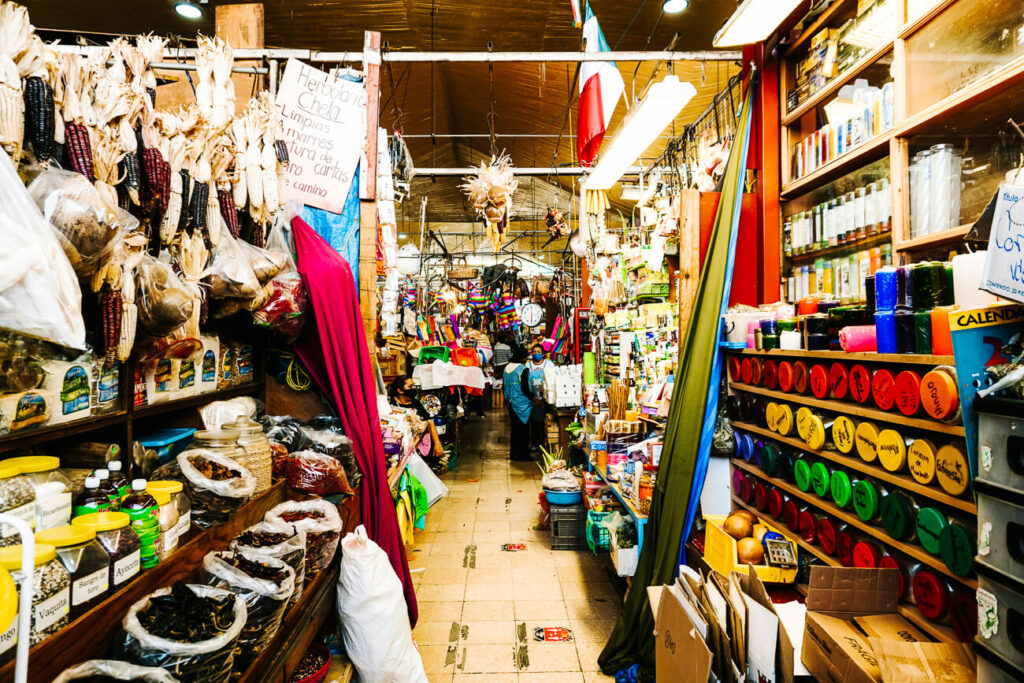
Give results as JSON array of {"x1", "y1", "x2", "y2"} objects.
[
  {"x1": 298, "y1": 427, "x2": 362, "y2": 490},
  {"x1": 174, "y1": 449, "x2": 256, "y2": 527},
  {"x1": 231, "y1": 520, "x2": 307, "y2": 605},
  {"x1": 53, "y1": 659, "x2": 179, "y2": 683},
  {"x1": 121, "y1": 583, "x2": 247, "y2": 683},
  {"x1": 200, "y1": 549, "x2": 295, "y2": 674},
  {"x1": 264, "y1": 499, "x2": 342, "y2": 579}
]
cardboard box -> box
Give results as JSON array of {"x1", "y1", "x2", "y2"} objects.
[
  {"x1": 801, "y1": 566, "x2": 925, "y2": 683},
  {"x1": 649, "y1": 584, "x2": 714, "y2": 683}
]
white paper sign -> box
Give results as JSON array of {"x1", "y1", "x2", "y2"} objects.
[
  {"x1": 274, "y1": 59, "x2": 366, "y2": 213},
  {"x1": 981, "y1": 184, "x2": 1024, "y2": 303}
]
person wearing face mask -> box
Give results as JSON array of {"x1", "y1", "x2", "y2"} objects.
[
  {"x1": 526, "y1": 343, "x2": 553, "y2": 452},
  {"x1": 388, "y1": 376, "x2": 431, "y2": 420},
  {"x1": 503, "y1": 346, "x2": 535, "y2": 461}
]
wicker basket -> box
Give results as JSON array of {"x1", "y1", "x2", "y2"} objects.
[{"x1": 448, "y1": 257, "x2": 479, "y2": 280}]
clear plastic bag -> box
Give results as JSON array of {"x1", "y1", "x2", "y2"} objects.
[
  {"x1": 176, "y1": 449, "x2": 257, "y2": 527},
  {"x1": 121, "y1": 583, "x2": 247, "y2": 683},
  {"x1": 204, "y1": 233, "x2": 261, "y2": 300},
  {"x1": 252, "y1": 218, "x2": 308, "y2": 341},
  {"x1": 0, "y1": 153, "x2": 86, "y2": 349},
  {"x1": 53, "y1": 659, "x2": 179, "y2": 683},
  {"x1": 235, "y1": 238, "x2": 287, "y2": 285},
  {"x1": 28, "y1": 167, "x2": 132, "y2": 278},
  {"x1": 260, "y1": 414, "x2": 305, "y2": 451},
  {"x1": 231, "y1": 520, "x2": 306, "y2": 605},
  {"x1": 200, "y1": 396, "x2": 262, "y2": 430},
  {"x1": 265, "y1": 499, "x2": 342, "y2": 579},
  {"x1": 300, "y1": 427, "x2": 362, "y2": 490},
  {"x1": 285, "y1": 450, "x2": 353, "y2": 496},
  {"x1": 200, "y1": 549, "x2": 295, "y2": 674},
  {"x1": 136, "y1": 255, "x2": 195, "y2": 339}
]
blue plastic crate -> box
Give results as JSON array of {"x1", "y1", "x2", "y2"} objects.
[{"x1": 138, "y1": 428, "x2": 197, "y2": 463}]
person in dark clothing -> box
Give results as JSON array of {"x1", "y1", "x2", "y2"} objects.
[
  {"x1": 388, "y1": 376, "x2": 431, "y2": 420},
  {"x1": 503, "y1": 346, "x2": 535, "y2": 461}
]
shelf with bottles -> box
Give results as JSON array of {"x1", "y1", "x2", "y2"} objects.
[{"x1": 782, "y1": 0, "x2": 898, "y2": 120}]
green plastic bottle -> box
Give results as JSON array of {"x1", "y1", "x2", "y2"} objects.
[
  {"x1": 72, "y1": 476, "x2": 110, "y2": 517},
  {"x1": 121, "y1": 479, "x2": 161, "y2": 570},
  {"x1": 93, "y1": 469, "x2": 121, "y2": 510}
]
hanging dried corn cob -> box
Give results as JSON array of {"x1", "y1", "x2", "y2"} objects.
[
  {"x1": 92, "y1": 128, "x2": 126, "y2": 208},
  {"x1": 229, "y1": 117, "x2": 248, "y2": 209},
  {"x1": 217, "y1": 184, "x2": 241, "y2": 238},
  {"x1": 23, "y1": 76, "x2": 54, "y2": 161},
  {"x1": 244, "y1": 110, "x2": 264, "y2": 218},
  {"x1": 0, "y1": 2, "x2": 31, "y2": 167},
  {"x1": 60, "y1": 53, "x2": 97, "y2": 181},
  {"x1": 100, "y1": 287, "x2": 123, "y2": 364}
]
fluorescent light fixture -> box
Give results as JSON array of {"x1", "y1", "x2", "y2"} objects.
[
  {"x1": 662, "y1": 0, "x2": 689, "y2": 13},
  {"x1": 583, "y1": 75, "x2": 696, "y2": 192},
  {"x1": 619, "y1": 183, "x2": 642, "y2": 201},
  {"x1": 174, "y1": 1, "x2": 204, "y2": 19},
  {"x1": 713, "y1": 0, "x2": 802, "y2": 47}
]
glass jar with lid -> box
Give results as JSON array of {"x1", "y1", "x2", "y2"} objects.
[
  {"x1": 35, "y1": 525, "x2": 109, "y2": 618},
  {"x1": 190, "y1": 429, "x2": 250, "y2": 476},
  {"x1": 0, "y1": 462, "x2": 36, "y2": 547},
  {"x1": 71, "y1": 511, "x2": 141, "y2": 588},
  {"x1": 5, "y1": 455, "x2": 72, "y2": 530},
  {"x1": 223, "y1": 417, "x2": 274, "y2": 495},
  {"x1": 0, "y1": 544, "x2": 70, "y2": 666},
  {"x1": 148, "y1": 480, "x2": 191, "y2": 543},
  {"x1": 146, "y1": 486, "x2": 179, "y2": 561}
]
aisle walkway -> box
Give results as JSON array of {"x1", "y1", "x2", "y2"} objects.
[{"x1": 409, "y1": 411, "x2": 620, "y2": 682}]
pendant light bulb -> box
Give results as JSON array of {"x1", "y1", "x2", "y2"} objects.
[
  {"x1": 662, "y1": 0, "x2": 689, "y2": 13},
  {"x1": 174, "y1": 2, "x2": 203, "y2": 19}
]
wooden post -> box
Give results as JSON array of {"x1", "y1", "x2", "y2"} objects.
[
  {"x1": 215, "y1": 3, "x2": 265, "y2": 114},
  {"x1": 360, "y1": 31, "x2": 382, "y2": 355}
]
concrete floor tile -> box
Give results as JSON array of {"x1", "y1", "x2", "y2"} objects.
[
  {"x1": 465, "y1": 582, "x2": 515, "y2": 601},
  {"x1": 462, "y1": 600, "x2": 515, "y2": 621},
  {"x1": 418, "y1": 600, "x2": 464, "y2": 622},
  {"x1": 516, "y1": 642, "x2": 581, "y2": 672},
  {"x1": 568, "y1": 619, "x2": 617, "y2": 643},
  {"x1": 455, "y1": 644, "x2": 519, "y2": 673},
  {"x1": 419, "y1": 644, "x2": 459, "y2": 674},
  {"x1": 514, "y1": 601, "x2": 568, "y2": 620},
  {"x1": 418, "y1": 582, "x2": 468, "y2": 602},
  {"x1": 415, "y1": 620, "x2": 463, "y2": 645},
  {"x1": 574, "y1": 641, "x2": 606, "y2": 671},
  {"x1": 457, "y1": 620, "x2": 518, "y2": 644}
]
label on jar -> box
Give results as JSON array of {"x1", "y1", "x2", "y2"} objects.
[
  {"x1": 981, "y1": 445, "x2": 993, "y2": 472},
  {"x1": 113, "y1": 549, "x2": 141, "y2": 585},
  {"x1": 34, "y1": 587, "x2": 70, "y2": 632},
  {"x1": 73, "y1": 567, "x2": 109, "y2": 605},
  {"x1": 164, "y1": 526, "x2": 178, "y2": 554},
  {"x1": 1, "y1": 502, "x2": 36, "y2": 537},
  {"x1": 0, "y1": 616, "x2": 16, "y2": 655},
  {"x1": 60, "y1": 366, "x2": 91, "y2": 415},
  {"x1": 37, "y1": 491, "x2": 72, "y2": 530},
  {"x1": 175, "y1": 510, "x2": 191, "y2": 539},
  {"x1": 179, "y1": 360, "x2": 196, "y2": 389},
  {"x1": 977, "y1": 588, "x2": 998, "y2": 638}
]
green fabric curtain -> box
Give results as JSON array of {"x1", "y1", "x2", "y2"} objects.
[{"x1": 598, "y1": 81, "x2": 755, "y2": 681}]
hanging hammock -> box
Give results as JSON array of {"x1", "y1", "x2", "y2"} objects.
[{"x1": 598, "y1": 74, "x2": 755, "y2": 681}]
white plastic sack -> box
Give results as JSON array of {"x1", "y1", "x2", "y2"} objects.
[
  {"x1": 53, "y1": 660, "x2": 179, "y2": 683},
  {"x1": 200, "y1": 396, "x2": 261, "y2": 429},
  {"x1": 405, "y1": 453, "x2": 448, "y2": 507},
  {"x1": 336, "y1": 526, "x2": 427, "y2": 683}
]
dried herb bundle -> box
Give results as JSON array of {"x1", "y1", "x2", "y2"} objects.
[{"x1": 138, "y1": 582, "x2": 234, "y2": 643}]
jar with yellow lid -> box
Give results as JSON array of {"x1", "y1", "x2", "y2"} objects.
[
  {"x1": 919, "y1": 366, "x2": 961, "y2": 423},
  {"x1": 775, "y1": 404, "x2": 794, "y2": 436},
  {"x1": 876, "y1": 429, "x2": 913, "y2": 473},
  {"x1": 795, "y1": 407, "x2": 815, "y2": 442},
  {"x1": 0, "y1": 462, "x2": 35, "y2": 547},
  {"x1": 0, "y1": 543, "x2": 70, "y2": 665},
  {"x1": 146, "y1": 487, "x2": 179, "y2": 560},
  {"x1": 907, "y1": 438, "x2": 938, "y2": 485},
  {"x1": 803, "y1": 413, "x2": 834, "y2": 451},
  {"x1": 854, "y1": 421, "x2": 879, "y2": 463},
  {"x1": 71, "y1": 511, "x2": 140, "y2": 588},
  {"x1": 831, "y1": 416, "x2": 857, "y2": 454},
  {"x1": 148, "y1": 480, "x2": 191, "y2": 542},
  {"x1": 222, "y1": 417, "x2": 273, "y2": 494},
  {"x1": 35, "y1": 525, "x2": 109, "y2": 617},
  {"x1": 765, "y1": 402, "x2": 779, "y2": 432},
  {"x1": 4, "y1": 455, "x2": 72, "y2": 530},
  {"x1": 935, "y1": 443, "x2": 971, "y2": 497}
]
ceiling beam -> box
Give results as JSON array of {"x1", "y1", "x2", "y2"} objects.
[
  {"x1": 379, "y1": 50, "x2": 742, "y2": 63},
  {"x1": 414, "y1": 165, "x2": 643, "y2": 176}
]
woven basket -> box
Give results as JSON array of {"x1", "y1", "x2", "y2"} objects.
[{"x1": 448, "y1": 257, "x2": 479, "y2": 280}]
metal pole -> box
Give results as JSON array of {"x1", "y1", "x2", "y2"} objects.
[
  {"x1": 381, "y1": 50, "x2": 741, "y2": 63},
  {"x1": 269, "y1": 59, "x2": 279, "y2": 95},
  {"x1": 414, "y1": 165, "x2": 644, "y2": 176}
]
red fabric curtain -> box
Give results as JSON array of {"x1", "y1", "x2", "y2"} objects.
[{"x1": 291, "y1": 216, "x2": 418, "y2": 626}]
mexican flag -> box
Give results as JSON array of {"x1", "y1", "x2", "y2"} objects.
[{"x1": 576, "y1": 3, "x2": 624, "y2": 166}]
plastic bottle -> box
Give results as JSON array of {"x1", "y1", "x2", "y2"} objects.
[
  {"x1": 107, "y1": 461, "x2": 130, "y2": 498},
  {"x1": 120, "y1": 479, "x2": 161, "y2": 570},
  {"x1": 72, "y1": 477, "x2": 110, "y2": 518},
  {"x1": 93, "y1": 469, "x2": 120, "y2": 510}
]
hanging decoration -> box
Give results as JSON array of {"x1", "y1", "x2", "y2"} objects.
[
  {"x1": 544, "y1": 205, "x2": 571, "y2": 238},
  {"x1": 461, "y1": 153, "x2": 518, "y2": 252}
]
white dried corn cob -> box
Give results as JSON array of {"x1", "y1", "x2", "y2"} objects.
[
  {"x1": 0, "y1": 81, "x2": 24, "y2": 168},
  {"x1": 206, "y1": 180, "x2": 221, "y2": 246},
  {"x1": 117, "y1": 301, "x2": 137, "y2": 361},
  {"x1": 160, "y1": 171, "x2": 183, "y2": 245}
]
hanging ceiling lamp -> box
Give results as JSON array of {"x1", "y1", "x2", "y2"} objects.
[
  {"x1": 713, "y1": 0, "x2": 802, "y2": 47},
  {"x1": 173, "y1": 0, "x2": 206, "y2": 20},
  {"x1": 662, "y1": 0, "x2": 689, "y2": 14}
]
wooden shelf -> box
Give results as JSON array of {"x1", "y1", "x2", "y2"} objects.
[
  {"x1": 731, "y1": 420, "x2": 976, "y2": 514},
  {"x1": 638, "y1": 414, "x2": 666, "y2": 427},
  {"x1": 784, "y1": 0, "x2": 857, "y2": 57},
  {"x1": 0, "y1": 481, "x2": 289, "y2": 682},
  {"x1": 781, "y1": 131, "x2": 893, "y2": 200},
  {"x1": 783, "y1": 41, "x2": 894, "y2": 125},
  {"x1": 731, "y1": 458, "x2": 977, "y2": 591},
  {"x1": 594, "y1": 465, "x2": 648, "y2": 521},
  {"x1": 898, "y1": 0, "x2": 957, "y2": 39},
  {"x1": 0, "y1": 410, "x2": 127, "y2": 455},
  {"x1": 895, "y1": 224, "x2": 972, "y2": 252},
  {"x1": 897, "y1": 603, "x2": 960, "y2": 644},
  {"x1": 729, "y1": 382, "x2": 966, "y2": 436},
  {"x1": 785, "y1": 231, "x2": 893, "y2": 265},
  {"x1": 132, "y1": 383, "x2": 263, "y2": 418},
  {"x1": 730, "y1": 348, "x2": 954, "y2": 366},
  {"x1": 731, "y1": 495, "x2": 834, "y2": 566}
]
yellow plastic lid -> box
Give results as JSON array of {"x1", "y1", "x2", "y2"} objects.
[
  {"x1": 796, "y1": 407, "x2": 814, "y2": 442},
  {"x1": 832, "y1": 416, "x2": 856, "y2": 454},
  {"x1": 3, "y1": 455, "x2": 60, "y2": 474},
  {"x1": 0, "y1": 567, "x2": 14, "y2": 633},
  {"x1": 920, "y1": 369, "x2": 959, "y2": 420},
  {"x1": 877, "y1": 429, "x2": 908, "y2": 473},
  {"x1": 71, "y1": 511, "x2": 130, "y2": 532},
  {"x1": 0, "y1": 462, "x2": 20, "y2": 479},
  {"x1": 776, "y1": 404, "x2": 794, "y2": 436},
  {"x1": 147, "y1": 488, "x2": 171, "y2": 506},
  {"x1": 35, "y1": 525, "x2": 96, "y2": 548},
  {"x1": 147, "y1": 480, "x2": 184, "y2": 495},
  {"x1": 936, "y1": 444, "x2": 970, "y2": 496},
  {"x1": 765, "y1": 402, "x2": 779, "y2": 432},
  {"x1": 908, "y1": 439, "x2": 937, "y2": 485},
  {"x1": 0, "y1": 544, "x2": 57, "y2": 570},
  {"x1": 804, "y1": 414, "x2": 827, "y2": 451},
  {"x1": 855, "y1": 422, "x2": 879, "y2": 463}
]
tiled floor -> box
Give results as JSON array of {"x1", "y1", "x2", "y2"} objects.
[{"x1": 409, "y1": 412, "x2": 619, "y2": 682}]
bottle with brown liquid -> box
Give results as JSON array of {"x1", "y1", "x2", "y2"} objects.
[
  {"x1": 107, "y1": 461, "x2": 130, "y2": 498},
  {"x1": 72, "y1": 476, "x2": 110, "y2": 517},
  {"x1": 121, "y1": 479, "x2": 161, "y2": 570},
  {"x1": 93, "y1": 469, "x2": 121, "y2": 510}
]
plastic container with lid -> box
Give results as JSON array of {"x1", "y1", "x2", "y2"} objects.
[
  {"x1": 223, "y1": 417, "x2": 274, "y2": 495},
  {"x1": 777, "y1": 361, "x2": 795, "y2": 392},
  {"x1": 795, "y1": 407, "x2": 814, "y2": 441},
  {"x1": 914, "y1": 506, "x2": 950, "y2": 556},
  {"x1": 71, "y1": 511, "x2": 141, "y2": 587},
  {"x1": 753, "y1": 481, "x2": 769, "y2": 512},
  {"x1": 828, "y1": 362, "x2": 849, "y2": 400},
  {"x1": 920, "y1": 366, "x2": 961, "y2": 422},
  {"x1": 809, "y1": 364, "x2": 830, "y2": 399},
  {"x1": 894, "y1": 370, "x2": 922, "y2": 416},
  {"x1": 831, "y1": 415, "x2": 856, "y2": 454},
  {"x1": 146, "y1": 486, "x2": 179, "y2": 560},
  {"x1": 935, "y1": 442, "x2": 970, "y2": 497},
  {"x1": 876, "y1": 429, "x2": 912, "y2": 473},
  {"x1": 912, "y1": 567, "x2": 951, "y2": 622},
  {"x1": 776, "y1": 449, "x2": 796, "y2": 483},
  {"x1": 854, "y1": 421, "x2": 879, "y2": 463},
  {"x1": 880, "y1": 490, "x2": 919, "y2": 542},
  {"x1": 0, "y1": 462, "x2": 36, "y2": 547},
  {"x1": 907, "y1": 438, "x2": 938, "y2": 485},
  {"x1": 836, "y1": 527, "x2": 857, "y2": 566},
  {"x1": 803, "y1": 414, "x2": 834, "y2": 451},
  {"x1": 938, "y1": 521, "x2": 975, "y2": 577},
  {"x1": 852, "y1": 540, "x2": 884, "y2": 568},
  {"x1": 798, "y1": 509, "x2": 819, "y2": 544},
  {"x1": 829, "y1": 470, "x2": 859, "y2": 509},
  {"x1": 871, "y1": 368, "x2": 897, "y2": 411},
  {"x1": 755, "y1": 442, "x2": 780, "y2": 477},
  {"x1": 762, "y1": 360, "x2": 778, "y2": 390},
  {"x1": 766, "y1": 488, "x2": 784, "y2": 519},
  {"x1": 878, "y1": 555, "x2": 917, "y2": 599},
  {"x1": 782, "y1": 499, "x2": 803, "y2": 531},
  {"x1": 852, "y1": 479, "x2": 888, "y2": 522},
  {"x1": 792, "y1": 361, "x2": 810, "y2": 394},
  {"x1": 810, "y1": 461, "x2": 832, "y2": 498},
  {"x1": 190, "y1": 429, "x2": 253, "y2": 484},
  {"x1": 735, "y1": 432, "x2": 755, "y2": 461},
  {"x1": 793, "y1": 458, "x2": 813, "y2": 493},
  {"x1": 121, "y1": 480, "x2": 161, "y2": 570},
  {"x1": 35, "y1": 525, "x2": 109, "y2": 618},
  {"x1": 0, "y1": 544, "x2": 70, "y2": 665},
  {"x1": 775, "y1": 404, "x2": 794, "y2": 436},
  {"x1": 848, "y1": 364, "x2": 872, "y2": 403},
  {"x1": 148, "y1": 480, "x2": 190, "y2": 543},
  {"x1": 816, "y1": 517, "x2": 842, "y2": 555},
  {"x1": 4, "y1": 456, "x2": 71, "y2": 530}
]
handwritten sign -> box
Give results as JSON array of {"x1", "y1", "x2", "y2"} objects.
[
  {"x1": 981, "y1": 184, "x2": 1024, "y2": 303},
  {"x1": 275, "y1": 59, "x2": 366, "y2": 213}
]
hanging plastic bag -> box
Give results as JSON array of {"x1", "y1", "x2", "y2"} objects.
[
  {"x1": 176, "y1": 449, "x2": 257, "y2": 527},
  {"x1": 200, "y1": 549, "x2": 295, "y2": 674},
  {"x1": 252, "y1": 215, "x2": 309, "y2": 341},
  {"x1": 53, "y1": 660, "x2": 179, "y2": 683},
  {"x1": 204, "y1": 232, "x2": 262, "y2": 300},
  {"x1": 336, "y1": 526, "x2": 428, "y2": 683},
  {"x1": 235, "y1": 237, "x2": 287, "y2": 285},
  {"x1": 121, "y1": 584, "x2": 248, "y2": 683},
  {"x1": 231, "y1": 520, "x2": 307, "y2": 605},
  {"x1": 405, "y1": 452, "x2": 449, "y2": 507},
  {"x1": 136, "y1": 254, "x2": 195, "y2": 339},
  {"x1": 285, "y1": 450, "x2": 353, "y2": 495},
  {"x1": 259, "y1": 414, "x2": 305, "y2": 451},
  {"x1": 28, "y1": 167, "x2": 132, "y2": 278},
  {"x1": 0, "y1": 153, "x2": 86, "y2": 349},
  {"x1": 264, "y1": 499, "x2": 342, "y2": 579}
]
